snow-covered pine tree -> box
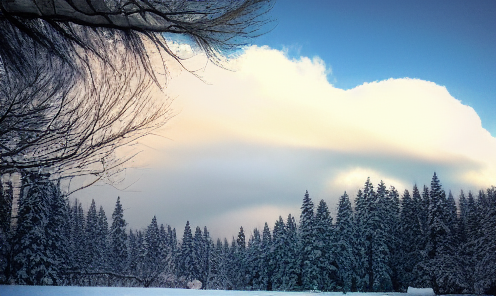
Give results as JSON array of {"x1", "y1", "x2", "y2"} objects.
[
  {"x1": 245, "y1": 228, "x2": 261, "y2": 290},
  {"x1": 96, "y1": 206, "x2": 109, "y2": 272},
  {"x1": 11, "y1": 173, "x2": 56, "y2": 285},
  {"x1": 270, "y1": 216, "x2": 286, "y2": 290},
  {"x1": 386, "y1": 186, "x2": 401, "y2": 291},
  {"x1": 283, "y1": 214, "x2": 300, "y2": 291},
  {"x1": 433, "y1": 190, "x2": 466, "y2": 293},
  {"x1": 217, "y1": 238, "x2": 233, "y2": 290},
  {"x1": 354, "y1": 178, "x2": 377, "y2": 291},
  {"x1": 201, "y1": 226, "x2": 212, "y2": 289},
  {"x1": 233, "y1": 226, "x2": 247, "y2": 289},
  {"x1": 335, "y1": 191, "x2": 355, "y2": 292},
  {"x1": 299, "y1": 190, "x2": 319, "y2": 291},
  {"x1": 0, "y1": 179, "x2": 13, "y2": 283},
  {"x1": 192, "y1": 226, "x2": 205, "y2": 286},
  {"x1": 84, "y1": 200, "x2": 98, "y2": 274},
  {"x1": 139, "y1": 216, "x2": 162, "y2": 286},
  {"x1": 69, "y1": 199, "x2": 85, "y2": 278},
  {"x1": 127, "y1": 229, "x2": 139, "y2": 277},
  {"x1": 314, "y1": 199, "x2": 338, "y2": 291},
  {"x1": 166, "y1": 225, "x2": 178, "y2": 279},
  {"x1": 44, "y1": 180, "x2": 70, "y2": 285},
  {"x1": 353, "y1": 188, "x2": 367, "y2": 291},
  {"x1": 178, "y1": 221, "x2": 197, "y2": 284},
  {"x1": 473, "y1": 188, "x2": 496, "y2": 294},
  {"x1": 399, "y1": 189, "x2": 421, "y2": 289},
  {"x1": 260, "y1": 222, "x2": 272, "y2": 290},
  {"x1": 109, "y1": 197, "x2": 128, "y2": 275},
  {"x1": 371, "y1": 180, "x2": 392, "y2": 292},
  {"x1": 424, "y1": 173, "x2": 450, "y2": 293}
]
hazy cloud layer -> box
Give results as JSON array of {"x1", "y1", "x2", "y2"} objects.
[{"x1": 72, "y1": 46, "x2": 496, "y2": 239}]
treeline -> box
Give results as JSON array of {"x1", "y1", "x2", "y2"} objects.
[{"x1": 0, "y1": 172, "x2": 495, "y2": 294}]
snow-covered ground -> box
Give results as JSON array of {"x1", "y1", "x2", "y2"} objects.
[{"x1": 0, "y1": 286, "x2": 427, "y2": 296}]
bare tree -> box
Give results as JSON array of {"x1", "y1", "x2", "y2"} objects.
[
  {"x1": 0, "y1": 0, "x2": 274, "y2": 178},
  {"x1": 0, "y1": 0, "x2": 274, "y2": 77}
]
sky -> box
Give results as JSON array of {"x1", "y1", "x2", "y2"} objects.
[{"x1": 71, "y1": 0, "x2": 496, "y2": 240}]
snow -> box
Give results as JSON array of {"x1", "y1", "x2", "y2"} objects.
[
  {"x1": 0, "y1": 286, "x2": 411, "y2": 296},
  {"x1": 406, "y1": 287, "x2": 435, "y2": 296}
]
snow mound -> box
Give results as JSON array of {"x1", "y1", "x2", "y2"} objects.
[
  {"x1": 187, "y1": 279, "x2": 202, "y2": 289},
  {"x1": 407, "y1": 287, "x2": 435, "y2": 296}
]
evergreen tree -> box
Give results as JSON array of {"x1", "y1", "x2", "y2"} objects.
[
  {"x1": 283, "y1": 214, "x2": 300, "y2": 291},
  {"x1": 178, "y1": 221, "x2": 197, "y2": 283},
  {"x1": 314, "y1": 199, "x2": 338, "y2": 291},
  {"x1": 233, "y1": 226, "x2": 247, "y2": 289},
  {"x1": 335, "y1": 191, "x2": 355, "y2": 292},
  {"x1": 140, "y1": 216, "x2": 162, "y2": 286},
  {"x1": 245, "y1": 228, "x2": 262, "y2": 290},
  {"x1": 473, "y1": 188, "x2": 496, "y2": 294},
  {"x1": 386, "y1": 186, "x2": 401, "y2": 291},
  {"x1": 44, "y1": 181, "x2": 70, "y2": 285},
  {"x1": 372, "y1": 180, "x2": 392, "y2": 292},
  {"x1": 69, "y1": 199, "x2": 85, "y2": 275},
  {"x1": 96, "y1": 206, "x2": 109, "y2": 271},
  {"x1": 260, "y1": 222, "x2": 272, "y2": 290},
  {"x1": 399, "y1": 189, "x2": 422, "y2": 289},
  {"x1": 0, "y1": 180, "x2": 13, "y2": 283},
  {"x1": 270, "y1": 216, "x2": 286, "y2": 290},
  {"x1": 84, "y1": 200, "x2": 98, "y2": 273},
  {"x1": 110, "y1": 197, "x2": 127, "y2": 273},
  {"x1": 12, "y1": 174, "x2": 62, "y2": 285},
  {"x1": 299, "y1": 190, "x2": 318, "y2": 290}
]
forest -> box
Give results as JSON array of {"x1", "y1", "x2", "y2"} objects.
[{"x1": 0, "y1": 172, "x2": 495, "y2": 295}]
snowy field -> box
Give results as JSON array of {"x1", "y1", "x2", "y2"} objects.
[{"x1": 0, "y1": 286, "x2": 415, "y2": 296}]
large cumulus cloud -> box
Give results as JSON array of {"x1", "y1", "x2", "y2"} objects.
[{"x1": 72, "y1": 45, "x2": 496, "y2": 239}]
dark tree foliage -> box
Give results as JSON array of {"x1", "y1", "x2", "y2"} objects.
[{"x1": 4, "y1": 172, "x2": 496, "y2": 293}]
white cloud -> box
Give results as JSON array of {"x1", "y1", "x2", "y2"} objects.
[
  {"x1": 160, "y1": 45, "x2": 496, "y2": 186},
  {"x1": 73, "y1": 45, "x2": 496, "y2": 239}
]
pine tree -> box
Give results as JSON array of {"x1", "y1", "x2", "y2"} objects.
[
  {"x1": 69, "y1": 199, "x2": 85, "y2": 275},
  {"x1": 372, "y1": 180, "x2": 392, "y2": 292},
  {"x1": 260, "y1": 222, "x2": 272, "y2": 290},
  {"x1": 12, "y1": 174, "x2": 60, "y2": 285},
  {"x1": 270, "y1": 216, "x2": 286, "y2": 290},
  {"x1": 233, "y1": 226, "x2": 247, "y2": 289},
  {"x1": 473, "y1": 188, "x2": 496, "y2": 294},
  {"x1": 96, "y1": 206, "x2": 109, "y2": 272},
  {"x1": 44, "y1": 181, "x2": 70, "y2": 285},
  {"x1": 299, "y1": 190, "x2": 319, "y2": 291},
  {"x1": 314, "y1": 199, "x2": 338, "y2": 291},
  {"x1": 140, "y1": 216, "x2": 162, "y2": 286},
  {"x1": 283, "y1": 214, "x2": 300, "y2": 291},
  {"x1": 0, "y1": 179, "x2": 13, "y2": 283},
  {"x1": 178, "y1": 221, "x2": 197, "y2": 283},
  {"x1": 110, "y1": 197, "x2": 127, "y2": 273},
  {"x1": 399, "y1": 189, "x2": 421, "y2": 289},
  {"x1": 336, "y1": 191, "x2": 355, "y2": 292},
  {"x1": 84, "y1": 200, "x2": 98, "y2": 273}
]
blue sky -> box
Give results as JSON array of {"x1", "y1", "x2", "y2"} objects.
[
  {"x1": 73, "y1": 1, "x2": 496, "y2": 239},
  {"x1": 256, "y1": 0, "x2": 496, "y2": 135}
]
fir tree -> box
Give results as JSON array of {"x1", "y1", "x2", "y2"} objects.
[
  {"x1": 314, "y1": 199, "x2": 338, "y2": 291},
  {"x1": 283, "y1": 214, "x2": 300, "y2": 291},
  {"x1": 110, "y1": 197, "x2": 127, "y2": 273},
  {"x1": 178, "y1": 221, "x2": 197, "y2": 282},
  {"x1": 12, "y1": 174, "x2": 59, "y2": 285},
  {"x1": 270, "y1": 216, "x2": 286, "y2": 290},
  {"x1": 336, "y1": 191, "x2": 355, "y2": 292},
  {"x1": 260, "y1": 222, "x2": 272, "y2": 290},
  {"x1": 96, "y1": 206, "x2": 109, "y2": 271},
  {"x1": 84, "y1": 200, "x2": 98, "y2": 272},
  {"x1": 299, "y1": 190, "x2": 318, "y2": 291}
]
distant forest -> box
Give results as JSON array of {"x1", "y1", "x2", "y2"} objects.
[{"x1": 0, "y1": 172, "x2": 495, "y2": 294}]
